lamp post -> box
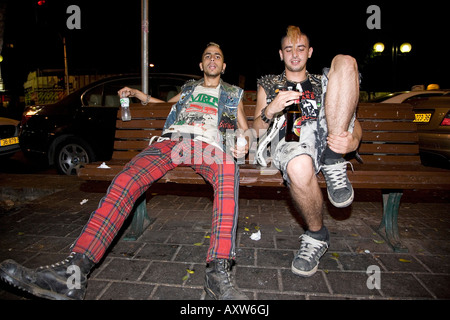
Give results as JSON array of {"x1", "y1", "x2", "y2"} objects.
[
  {"x1": 141, "y1": 0, "x2": 149, "y2": 96},
  {"x1": 372, "y1": 41, "x2": 413, "y2": 91}
]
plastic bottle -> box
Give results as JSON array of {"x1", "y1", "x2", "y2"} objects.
[
  {"x1": 120, "y1": 93, "x2": 131, "y2": 121},
  {"x1": 236, "y1": 136, "x2": 247, "y2": 148},
  {"x1": 235, "y1": 136, "x2": 247, "y2": 164}
]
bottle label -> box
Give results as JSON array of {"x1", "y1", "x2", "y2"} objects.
[
  {"x1": 120, "y1": 97, "x2": 130, "y2": 107},
  {"x1": 293, "y1": 117, "x2": 302, "y2": 137}
]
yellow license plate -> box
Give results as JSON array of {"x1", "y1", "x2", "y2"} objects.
[
  {"x1": 0, "y1": 136, "x2": 19, "y2": 146},
  {"x1": 414, "y1": 113, "x2": 432, "y2": 123}
]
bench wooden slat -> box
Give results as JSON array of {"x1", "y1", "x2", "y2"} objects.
[
  {"x1": 80, "y1": 161, "x2": 450, "y2": 189},
  {"x1": 356, "y1": 104, "x2": 415, "y2": 120},
  {"x1": 361, "y1": 132, "x2": 418, "y2": 143},
  {"x1": 355, "y1": 155, "x2": 421, "y2": 165},
  {"x1": 115, "y1": 130, "x2": 163, "y2": 139},
  {"x1": 111, "y1": 150, "x2": 141, "y2": 160},
  {"x1": 116, "y1": 119, "x2": 166, "y2": 129},
  {"x1": 360, "y1": 121, "x2": 417, "y2": 131},
  {"x1": 358, "y1": 143, "x2": 419, "y2": 155},
  {"x1": 114, "y1": 140, "x2": 150, "y2": 150}
]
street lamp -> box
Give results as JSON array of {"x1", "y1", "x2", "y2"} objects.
[
  {"x1": 371, "y1": 41, "x2": 413, "y2": 91},
  {"x1": 0, "y1": 55, "x2": 4, "y2": 92},
  {"x1": 373, "y1": 42, "x2": 412, "y2": 54},
  {"x1": 373, "y1": 42, "x2": 385, "y2": 53},
  {"x1": 399, "y1": 42, "x2": 412, "y2": 53}
]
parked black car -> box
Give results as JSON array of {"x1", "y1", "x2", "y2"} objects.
[{"x1": 19, "y1": 73, "x2": 200, "y2": 175}]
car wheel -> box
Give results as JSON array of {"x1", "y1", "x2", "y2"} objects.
[{"x1": 55, "y1": 137, "x2": 95, "y2": 175}]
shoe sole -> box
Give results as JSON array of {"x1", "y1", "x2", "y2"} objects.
[
  {"x1": 204, "y1": 280, "x2": 249, "y2": 300},
  {"x1": 0, "y1": 265, "x2": 73, "y2": 300},
  {"x1": 327, "y1": 187, "x2": 354, "y2": 208},
  {"x1": 291, "y1": 263, "x2": 318, "y2": 277},
  {"x1": 204, "y1": 284, "x2": 219, "y2": 300}
]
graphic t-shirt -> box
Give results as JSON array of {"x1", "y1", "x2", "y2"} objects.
[
  {"x1": 285, "y1": 79, "x2": 319, "y2": 123},
  {"x1": 257, "y1": 71, "x2": 323, "y2": 140},
  {"x1": 164, "y1": 85, "x2": 221, "y2": 147}
]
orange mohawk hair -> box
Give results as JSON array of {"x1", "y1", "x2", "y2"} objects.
[
  {"x1": 286, "y1": 25, "x2": 302, "y2": 42},
  {"x1": 281, "y1": 25, "x2": 310, "y2": 48}
]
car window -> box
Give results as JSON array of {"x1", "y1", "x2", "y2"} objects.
[
  {"x1": 150, "y1": 78, "x2": 186, "y2": 102},
  {"x1": 81, "y1": 76, "x2": 191, "y2": 107},
  {"x1": 369, "y1": 92, "x2": 402, "y2": 102},
  {"x1": 82, "y1": 85, "x2": 104, "y2": 106},
  {"x1": 104, "y1": 79, "x2": 141, "y2": 107},
  {"x1": 82, "y1": 79, "x2": 142, "y2": 107},
  {"x1": 404, "y1": 93, "x2": 444, "y2": 106}
]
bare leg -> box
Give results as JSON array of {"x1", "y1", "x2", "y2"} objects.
[
  {"x1": 288, "y1": 155, "x2": 329, "y2": 277},
  {"x1": 286, "y1": 155, "x2": 323, "y2": 232},
  {"x1": 320, "y1": 55, "x2": 358, "y2": 208},
  {"x1": 325, "y1": 54, "x2": 359, "y2": 135}
]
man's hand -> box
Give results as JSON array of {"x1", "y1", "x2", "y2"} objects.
[
  {"x1": 327, "y1": 131, "x2": 359, "y2": 154},
  {"x1": 265, "y1": 90, "x2": 301, "y2": 119},
  {"x1": 118, "y1": 87, "x2": 138, "y2": 98},
  {"x1": 231, "y1": 137, "x2": 249, "y2": 159}
]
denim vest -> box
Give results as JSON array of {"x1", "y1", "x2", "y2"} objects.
[{"x1": 163, "y1": 78, "x2": 243, "y2": 152}]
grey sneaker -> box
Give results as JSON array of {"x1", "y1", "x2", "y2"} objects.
[
  {"x1": 321, "y1": 160, "x2": 354, "y2": 208},
  {"x1": 204, "y1": 259, "x2": 249, "y2": 300},
  {"x1": 291, "y1": 233, "x2": 329, "y2": 277}
]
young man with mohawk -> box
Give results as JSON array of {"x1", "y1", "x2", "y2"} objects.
[{"x1": 254, "y1": 26, "x2": 362, "y2": 277}]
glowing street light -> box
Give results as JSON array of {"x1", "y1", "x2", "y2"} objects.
[
  {"x1": 399, "y1": 42, "x2": 412, "y2": 53},
  {"x1": 373, "y1": 42, "x2": 385, "y2": 53},
  {"x1": 371, "y1": 41, "x2": 413, "y2": 90}
]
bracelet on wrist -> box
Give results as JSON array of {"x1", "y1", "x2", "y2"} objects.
[
  {"x1": 260, "y1": 107, "x2": 273, "y2": 124},
  {"x1": 141, "y1": 94, "x2": 151, "y2": 105}
]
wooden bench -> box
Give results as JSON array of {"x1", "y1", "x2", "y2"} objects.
[{"x1": 78, "y1": 102, "x2": 450, "y2": 252}]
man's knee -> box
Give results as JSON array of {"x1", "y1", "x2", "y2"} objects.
[
  {"x1": 331, "y1": 54, "x2": 358, "y2": 74},
  {"x1": 286, "y1": 155, "x2": 316, "y2": 189}
]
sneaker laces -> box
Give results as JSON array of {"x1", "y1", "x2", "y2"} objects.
[
  {"x1": 322, "y1": 161, "x2": 353, "y2": 190},
  {"x1": 297, "y1": 234, "x2": 328, "y2": 262}
]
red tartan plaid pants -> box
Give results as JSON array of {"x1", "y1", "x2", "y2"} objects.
[{"x1": 72, "y1": 139, "x2": 239, "y2": 263}]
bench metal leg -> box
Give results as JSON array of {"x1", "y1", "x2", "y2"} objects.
[
  {"x1": 377, "y1": 190, "x2": 408, "y2": 253},
  {"x1": 124, "y1": 194, "x2": 155, "y2": 241}
]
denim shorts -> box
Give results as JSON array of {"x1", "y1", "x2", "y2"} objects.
[{"x1": 272, "y1": 68, "x2": 356, "y2": 185}]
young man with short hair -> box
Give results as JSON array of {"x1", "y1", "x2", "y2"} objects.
[{"x1": 0, "y1": 43, "x2": 249, "y2": 300}]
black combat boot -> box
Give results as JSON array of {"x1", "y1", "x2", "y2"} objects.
[
  {"x1": 204, "y1": 259, "x2": 248, "y2": 300},
  {"x1": 0, "y1": 252, "x2": 95, "y2": 300}
]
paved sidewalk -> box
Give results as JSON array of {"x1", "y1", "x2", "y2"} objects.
[{"x1": 0, "y1": 173, "x2": 449, "y2": 300}]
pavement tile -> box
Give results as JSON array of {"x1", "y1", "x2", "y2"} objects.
[
  {"x1": 375, "y1": 254, "x2": 429, "y2": 272},
  {"x1": 140, "y1": 261, "x2": 197, "y2": 285},
  {"x1": 377, "y1": 273, "x2": 433, "y2": 299},
  {"x1": 99, "y1": 282, "x2": 155, "y2": 300},
  {"x1": 325, "y1": 271, "x2": 382, "y2": 297},
  {"x1": 94, "y1": 258, "x2": 150, "y2": 282},
  {"x1": 280, "y1": 269, "x2": 330, "y2": 294},
  {"x1": 235, "y1": 266, "x2": 279, "y2": 291},
  {"x1": 136, "y1": 243, "x2": 179, "y2": 261},
  {"x1": 173, "y1": 245, "x2": 208, "y2": 263},
  {"x1": 415, "y1": 274, "x2": 450, "y2": 299},
  {"x1": 256, "y1": 248, "x2": 293, "y2": 268},
  {"x1": 151, "y1": 285, "x2": 204, "y2": 300}
]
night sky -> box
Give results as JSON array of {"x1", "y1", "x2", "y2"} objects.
[{"x1": 1, "y1": 0, "x2": 448, "y2": 93}]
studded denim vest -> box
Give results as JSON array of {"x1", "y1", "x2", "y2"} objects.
[{"x1": 163, "y1": 78, "x2": 243, "y2": 151}]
